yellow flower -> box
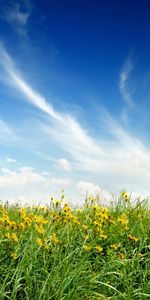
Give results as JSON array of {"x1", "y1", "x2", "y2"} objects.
[
  {"x1": 50, "y1": 233, "x2": 60, "y2": 244},
  {"x1": 18, "y1": 222, "x2": 26, "y2": 230},
  {"x1": 98, "y1": 210, "x2": 109, "y2": 220},
  {"x1": 110, "y1": 244, "x2": 118, "y2": 250},
  {"x1": 35, "y1": 225, "x2": 45, "y2": 235},
  {"x1": 19, "y1": 208, "x2": 26, "y2": 218},
  {"x1": 63, "y1": 204, "x2": 71, "y2": 213},
  {"x1": 128, "y1": 234, "x2": 139, "y2": 242},
  {"x1": 118, "y1": 252, "x2": 125, "y2": 260},
  {"x1": 121, "y1": 191, "x2": 129, "y2": 202},
  {"x1": 12, "y1": 233, "x2": 18, "y2": 242},
  {"x1": 95, "y1": 245, "x2": 103, "y2": 253},
  {"x1": 5, "y1": 232, "x2": 11, "y2": 240},
  {"x1": 93, "y1": 221, "x2": 102, "y2": 228},
  {"x1": 100, "y1": 233, "x2": 107, "y2": 240},
  {"x1": 11, "y1": 252, "x2": 17, "y2": 260},
  {"x1": 83, "y1": 245, "x2": 91, "y2": 252},
  {"x1": 92, "y1": 204, "x2": 99, "y2": 211},
  {"x1": 118, "y1": 213, "x2": 128, "y2": 225},
  {"x1": 5, "y1": 224, "x2": 10, "y2": 230},
  {"x1": 36, "y1": 237, "x2": 43, "y2": 247}
]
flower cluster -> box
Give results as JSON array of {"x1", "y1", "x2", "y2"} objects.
[{"x1": 0, "y1": 191, "x2": 145, "y2": 264}]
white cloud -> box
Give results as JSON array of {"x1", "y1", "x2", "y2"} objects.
[
  {"x1": 1, "y1": 45, "x2": 150, "y2": 199},
  {"x1": 119, "y1": 58, "x2": 135, "y2": 107},
  {"x1": 6, "y1": 157, "x2": 17, "y2": 163},
  {"x1": 0, "y1": 167, "x2": 46, "y2": 187},
  {"x1": 57, "y1": 158, "x2": 72, "y2": 172},
  {"x1": 0, "y1": 166, "x2": 72, "y2": 188},
  {"x1": 0, "y1": 167, "x2": 72, "y2": 205}
]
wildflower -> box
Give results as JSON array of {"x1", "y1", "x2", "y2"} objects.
[
  {"x1": 83, "y1": 245, "x2": 91, "y2": 252},
  {"x1": 128, "y1": 234, "x2": 139, "y2": 242},
  {"x1": 102, "y1": 211, "x2": 109, "y2": 220},
  {"x1": 98, "y1": 210, "x2": 109, "y2": 221},
  {"x1": 93, "y1": 221, "x2": 102, "y2": 228},
  {"x1": 18, "y1": 222, "x2": 26, "y2": 230},
  {"x1": 121, "y1": 191, "x2": 129, "y2": 202},
  {"x1": 36, "y1": 237, "x2": 43, "y2": 247},
  {"x1": 50, "y1": 233, "x2": 60, "y2": 245},
  {"x1": 23, "y1": 216, "x2": 32, "y2": 226},
  {"x1": 19, "y1": 208, "x2": 26, "y2": 218},
  {"x1": 12, "y1": 233, "x2": 18, "y2": 242},
  {"x1": 95, "y1": 245, "x2": 103, "y2": 253},
  {"x1": 11, "y1": 252, "x2": 17, "y2": 260},
  {"x1": 118, "y1": 252, "x2": 125, "y2": 260},
  {"x1": 8, "y1": 220, "x2": 17, "y2": 230},
  {"x1": 111, "y1": 244, "x2": 118, "y2": 250},
  {"x1": 118, "y1": 213, "x2": 128, "y2": 225},
  {"x1": 63, "y1": 204, "x2": 71, "y2": 213},
  {"x1": 35, "y1": 225, "x2": 45, "y2": 235},
  {"x1": 5, "y1": 232, "x2": 11, "y2": 240},
  {"x1": 100, "y1": 233, "x2": 107, "y2": 240}
]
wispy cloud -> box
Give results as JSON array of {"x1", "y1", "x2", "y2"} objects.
[
  {"x1": 1, "y1": 0, "x2": 31, "y2": 36},
  {"x1": 119, "y1": 58, "x2": 135, "y2": 107},
  {"x1": 1, "y1": 44, "x2": 150, "y2": 197},
  {"x1": 0, "y1": 43, "x2": 105, "y2": 165},
  {"x1": 0, "y1": 119, "x2": 19, "y2": 146}
]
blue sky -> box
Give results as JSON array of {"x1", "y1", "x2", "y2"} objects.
[{"x1": 1, "y1": 0, "x2": 150, "y2": 204}]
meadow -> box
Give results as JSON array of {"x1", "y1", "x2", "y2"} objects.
[{"x1": 0, "y1": 192, "x2": 150, "y2": 300}]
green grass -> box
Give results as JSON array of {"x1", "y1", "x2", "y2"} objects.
[{"x1": 0, "y1": 193, "x2": 150, "y2": 299}]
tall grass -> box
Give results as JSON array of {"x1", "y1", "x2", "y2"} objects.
[{"x1": 0, "y1": 192, "x2": 150, "y2": 299}]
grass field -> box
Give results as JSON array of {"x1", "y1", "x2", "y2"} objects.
[{"x1": 0, "y1": 192, "x2": 150, "y2": 300}]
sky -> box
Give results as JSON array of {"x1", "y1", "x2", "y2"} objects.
[{"x1": 1, "y1": 0, "x2": 150, "y2": 205}]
